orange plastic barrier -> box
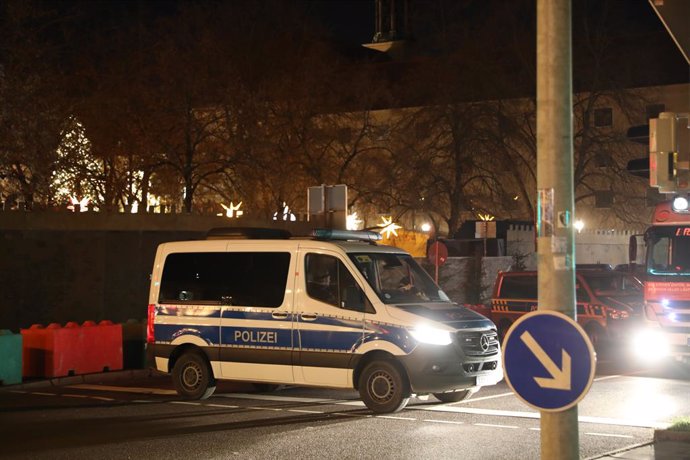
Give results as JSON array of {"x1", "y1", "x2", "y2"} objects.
[{"x1": 21, "y1": 321, "x2": 123, "y2": 378}]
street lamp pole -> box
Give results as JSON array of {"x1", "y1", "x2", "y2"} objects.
[{"x1": 537, "y1": 0, "x2": 578, "y2": 458}]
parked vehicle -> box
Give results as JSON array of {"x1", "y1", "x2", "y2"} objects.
[
  {"x1": 631, "y1": 199, "x2": 690, "y2": 363},
  {"x1": 146, "y1": 228, "x2": 503, "y2": 413},
  {"x1": 491, "y1": 269, "x2": 644, "y2": 351}
]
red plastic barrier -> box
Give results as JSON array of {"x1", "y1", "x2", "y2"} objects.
[
  {"x1": 21, "y1": 321, "x2": 123, "y2": 378},
  {"x1": 21, "y1": 324, "x2": 46, "y2": 377},
  {"x1": 79, "y1": 320, "x2": 123, "y2": 374},
  {"x1": 21, "y1": 323, "x2": 80, "y2": 378}
]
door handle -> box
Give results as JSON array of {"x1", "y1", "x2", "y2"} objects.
[
  {"x1": 272, "y1": 312, "x2": 289, "y2": 319},
  {"x1": 301, "y1": 314, "x2": 317, "y2": 321}
]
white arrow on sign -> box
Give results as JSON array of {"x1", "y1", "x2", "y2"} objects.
[{"x1": 520, "y1": 331, "x2": 572, "y2": 391}]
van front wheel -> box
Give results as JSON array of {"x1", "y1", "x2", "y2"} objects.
[
  {"x1": 358, "y1": 360, "x2": 410, "y2": 413},
  {"x1": 172, "y1": 352, "x2": 216, "y2": 400}
]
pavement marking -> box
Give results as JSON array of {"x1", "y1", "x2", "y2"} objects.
[
  {"x1": 46, "y1": 386, "x2": 671, "y2": 431},
  {"x1": 211, "y1": 393, "x2": 670, "y2": 430},
  {"x1": 376, "y1": 415, "x2": 417, "y2": 421},
  {"x1": 424, "y1": 419, "x2": 464, "y2": 425},
  {"x1": 217, "y1": 393, "x2": 350, "y2": 405},
  {"x1": 474, "y1": 423, "x2": 518, "y2": 429},
  {"x1": 9, "y1": 390, "x2": 27, "y2": 394},
  {"x1": 247, "y1": 406, "x2": 283, "y2": 412},
  {"x1": 171, "y1": 401, "x2": 201, "y2": 406},
  {"x1": 206, "y1": 403, "x2": 239, "y2": 409},
  {"x1": 411, "y1": 404, "x2": 671, "y2": 429},
  {"x1": 578, "y1": 415, "x2": 669, "y2": 430},
  {"x1": 62, "y1": 394, "x2": 89, "y2": 398},
  {"x1": 584, "y1": 432, "x2": 634, "y2": 439},
  {"x1": 133, "y1": 400, "x2": 156, "y2": 403},
  {"x1": 332, "y1": 412, "x2": 371, "y2": 418},
  {"x1": 286, "y1": 409, "x2": 325, "y2": 414},
  {"x1": 456, "y1": 392, "x2": 514, "y2": 403},
  {"x1": 68, "y1": 384, "x2": 177, "y2": 395},
  {"x1": 593, "y1": 374, "x2": 623, "y2": 382},
  {"x1": 529, "y1": 428, "x2": 541, "y2": 431}
]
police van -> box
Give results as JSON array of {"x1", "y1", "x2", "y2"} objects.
[{"x1": 146, "y1": 228, "x2": 503, "y2": 413}]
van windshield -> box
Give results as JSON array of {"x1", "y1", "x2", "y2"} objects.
[
  {"x1": 646, "y1": 226, "x2": 690, "y2": 276},
  {"x1": 348, "y1": 252, "x2": 451, "y2": 304}
]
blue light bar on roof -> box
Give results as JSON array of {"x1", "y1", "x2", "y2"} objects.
[{"x1": 311, "y1": 228, "x2": 382, "y2": 242}]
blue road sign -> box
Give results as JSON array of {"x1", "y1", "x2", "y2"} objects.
[{"x1": 503, "y1": 310, "x2": 596, "y2": 412}]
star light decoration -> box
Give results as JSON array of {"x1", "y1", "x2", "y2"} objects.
[
  {"x1": 273, "y1": 202, "x2": 296, "y2": 222},
  {"x1": 67, "y1": 196, "x2": 90, "y2": 212},
  {"x1": 378, "y1": 216, "x2": 402, "y2": 239},
  {"x1": 219, "y1": 201, "x2": 243, "y2": 218}
]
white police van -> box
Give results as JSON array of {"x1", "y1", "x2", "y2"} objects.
[{"x1": 146, "y1": 228, "x2": 503, "y2": 413}]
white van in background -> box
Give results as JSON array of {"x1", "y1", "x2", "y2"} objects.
[{"x1": 146, "y1": 228, "x2": 502, "y2": 413}]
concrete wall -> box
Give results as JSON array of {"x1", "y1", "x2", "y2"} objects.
[
  {"x1": 0, "y1": 212, "x2": 312, "y2": 332},
  {"x1": 506, "y1": 224, "x2": 645, "y2": 267}
]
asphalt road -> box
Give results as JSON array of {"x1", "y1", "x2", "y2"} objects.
[{"x1": 1, "y1": 361, "x2": 688, "y2": 460}]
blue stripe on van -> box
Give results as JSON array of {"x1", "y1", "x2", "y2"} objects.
[
  {"x1": 361, "y1": 322, "x2": 416, "y2": 353},
  {"x1": 221, "y1": 327, "x2": 293, "y2": 348},
  {"x1": 299, "y1": 315, "x2": 362, "y2": 329},
  {"x1": 298, "y1": 329, "x2": 363, "y2": 352},
  {"x1": 222, "y1": 310, "x2": 292, "y2": 321},
  {"x1": 154, "y1": 324, "x2": 219, "y2": 345},
  {"x1": 156, "y1": 305, "x2": 222, "y2": 318}
]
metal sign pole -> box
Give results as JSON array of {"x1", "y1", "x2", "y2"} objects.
[{"x1": 537, "y1": 0, "x2": 579, "y2": 458}]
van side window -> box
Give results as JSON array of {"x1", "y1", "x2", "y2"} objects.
[
  {"x1": 499, "y1": 276, "x2": 538, "y2": 299},
  {"x1": 159, "y1": 252, "x2": 290, "y2": 307},
  {"x1": 306, "y1": 253, "x2": 369, "y2": 312}
]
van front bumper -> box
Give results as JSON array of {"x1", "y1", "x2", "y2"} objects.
[{"x1": 399, "y1": 344, "x2": 503, "y2": 393}]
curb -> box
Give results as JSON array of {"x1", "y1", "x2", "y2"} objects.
[
  {"x1": 654, "y1": 429, "x2": 690, "y2": 443},
  {"x1": 584, "y1": 441, "x2": 653, "y2": 460},
  {"x1": 0, "y1": 368, "x2": 158, "y2": 391}
]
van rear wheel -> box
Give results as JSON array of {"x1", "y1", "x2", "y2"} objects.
[
  {"x1": 172, "y1": 351, "x2": 216, "y2": 400},
  {"x1": 433, "y1": 388, "x2": 477, "y2": 403},
  {"x1": 358, "y1": 360, "x2": 410, "y2": 414}
]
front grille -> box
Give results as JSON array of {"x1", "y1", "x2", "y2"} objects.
[{"x1": 456, "y1": 330, "x2": 500, "y2": 356}]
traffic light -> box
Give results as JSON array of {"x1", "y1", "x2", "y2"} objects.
[{"x1": 649, "y1": 112, "x2": 689, "y2": 193}]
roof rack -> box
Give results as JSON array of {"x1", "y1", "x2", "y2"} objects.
[
  {"x1": 206, "y1": 227, "x2": 292, "y2": 240},
  {"x1": 311, "y1": 228, "x2": 381, "y2": 243}
]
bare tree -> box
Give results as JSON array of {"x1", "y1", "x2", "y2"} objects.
[{"x1": 0, "y1": 0, "x2": 74, "y2": 209}]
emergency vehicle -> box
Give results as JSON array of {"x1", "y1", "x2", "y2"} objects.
[
  {"x1": 633, "y1": 198, "x2": 690, "y2": 363},
  {"x1": 491, "y1": 269, "x2": 643, "y2": 351},
  {"x1": 146, "y1": 228, "x2": 503, "y2": 413}
]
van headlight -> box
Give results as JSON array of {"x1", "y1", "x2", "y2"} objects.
[
  {"x1": 631, "y1": 329, "x2": 670, "y2": 361},
  {"x1": 410, "y1": 326, "x2": 453, "y2": 346}
]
